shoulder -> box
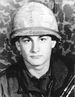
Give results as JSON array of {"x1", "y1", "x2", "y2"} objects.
[
  {"x1": 0, "y1": 70, "x2": 7, "y2": 86},
  {"x1": 52, "y1": 57, "x2": 68, "y2": 89},
  {"x1": 52, "y1": 56, "x2": 74, "y2": 96},
  {"x1": 0, "y1": 63, "x2": 20, "y2": 97}
]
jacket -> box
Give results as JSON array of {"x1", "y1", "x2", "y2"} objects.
[{"x1": 0, "y1": 57, "x2": 74, "y2": 97}]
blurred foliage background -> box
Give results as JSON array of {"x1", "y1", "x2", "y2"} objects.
[{"x1": 0, "y1": 0, "x2": 75, "y2": 72}]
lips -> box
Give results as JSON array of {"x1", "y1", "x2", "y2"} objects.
[{"x1": 30, "y1": 55, "x2": 42, "y2": 59}]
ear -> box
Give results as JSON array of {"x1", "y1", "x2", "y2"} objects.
[
  {"x1": 15, "y1": 41, "x2": 21, "y2": 52},
  {"x1": 51, "y1": 40, "x2": 56, "y2": 48}
]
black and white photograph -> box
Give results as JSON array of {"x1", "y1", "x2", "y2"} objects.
[{"x1": 0, "y1": 0, "x2": 75, "y2": 97}]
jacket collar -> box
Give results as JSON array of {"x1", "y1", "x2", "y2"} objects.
[{"x1": 17, "y1": 59, "x2": 54, "y2": 94}]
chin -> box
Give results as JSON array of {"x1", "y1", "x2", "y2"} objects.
[{"x1": 30, "y1": 62, "x2": 43, "y2": 66}]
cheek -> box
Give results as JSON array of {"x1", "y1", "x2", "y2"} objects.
[
  {"x1": 41, "y1": 44, "x2": 52, "y2": 55},
  {"x1": 46, "y1": 46, "x2": 52, "y2": 54},
  {"x1": 44, "y1": 46, "x2": 52, "y2": 60},
  {"x1": 20, "y1": 44, "x2": 31, "y2": 58},
  {"x1": 43, "y1": 41, "x2": 52, "y2": 51}
]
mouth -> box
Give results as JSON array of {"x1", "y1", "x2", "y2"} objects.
[{"x1": 30, "y1": 55, "x2": 42, "y2": 59}]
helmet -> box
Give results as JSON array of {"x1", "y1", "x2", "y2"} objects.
[{"x1": 10, "y1": 2, "x2": 61, "y2": 40}]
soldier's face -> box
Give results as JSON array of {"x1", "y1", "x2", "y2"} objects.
[{"x1": 15, "y1": 35, "x2": 56, "y2": 67}]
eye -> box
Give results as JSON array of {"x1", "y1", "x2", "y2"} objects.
[
  {"x1": 21, "y1": 38, "x2": 31, "y2": 43},
  {"x1": 40, "y1": 37, "x2": 47, "y2": 41},
  {"x1": 23, "y1": 39, "x2": 31, "y2": 42}
]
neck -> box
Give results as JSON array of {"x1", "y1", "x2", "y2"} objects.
[{"x1": 24, "y1": 60, "x2": 50, "y2": 79}]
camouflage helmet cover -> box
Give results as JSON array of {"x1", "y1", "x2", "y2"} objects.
[{"x1": 11, "y1": 2, "x2": 61, "y2": 39}]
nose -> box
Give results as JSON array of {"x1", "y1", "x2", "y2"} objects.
[{"x1": 31, "y1": 40, "x2": 40, "y2": 53}]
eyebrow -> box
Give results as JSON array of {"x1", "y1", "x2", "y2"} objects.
[
  {"x1": 20, "y1": 36, "x2": 31, "y2": 39},
  {"x1": 39, "y1": 35, "x2": 59, "y2": 41}
]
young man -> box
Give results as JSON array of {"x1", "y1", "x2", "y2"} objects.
[{"x1": 0, "y1": 1, "x2": 74, "y2": 97}]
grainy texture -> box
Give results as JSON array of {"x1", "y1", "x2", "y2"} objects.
[{"x1": 0, "y1": 0, "x2": 75, "y2": 72}]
